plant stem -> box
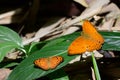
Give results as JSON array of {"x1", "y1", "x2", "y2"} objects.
[
  {"x1": 19, "y1": 48, "x2": 28, "y2": 57},
  {"x1": 91, "y1": 52, "x2": 101, "y2": 80}
]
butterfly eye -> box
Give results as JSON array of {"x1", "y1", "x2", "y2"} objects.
[{"x1": 34, "y1": 56, "x2": 63, "y2": 70}]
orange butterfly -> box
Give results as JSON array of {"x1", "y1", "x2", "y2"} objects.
[
  {"x1": 34, "y1": 56, "x2": 63, "y2": 70},
  {"x1": 68, "y1": 20, "x2": 104, "y2": 55}
]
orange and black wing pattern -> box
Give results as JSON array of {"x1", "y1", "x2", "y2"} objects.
[
  {"x1": 34, "y1": 56, "x2": 63, "y2": 70},
  {"x1": 68, "y1": 20, "x2": 104, "y2": 55}
]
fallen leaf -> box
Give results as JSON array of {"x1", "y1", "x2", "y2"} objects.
[{"x1": 0, "y1": 68, "x2": 11, "y2": 80}]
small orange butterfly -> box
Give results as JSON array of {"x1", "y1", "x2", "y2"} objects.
[
  {"x1": 68, "y1": 20, "x2": 104, "y2": 55},
  {"x1": 34, "y1": 56, "x2": 63, "y2": 70}
]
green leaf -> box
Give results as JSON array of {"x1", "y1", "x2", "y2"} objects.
[
  {"x1": 47, "y1": 69, "x2": 69, "y2": 80},
  {"x1": 2, "y1": 62, "x2": 19, "y2": 68},
  {"x1": 42, "y1": 38, "x2": 65, "y2": 49},
  {"x1": 91, "y1": 52, "x2": 101, "y2": 80},
  {"x1": 24, "y1": 41, "x2": 47, "y2": 55},
  {"x1": 101, "y1": 32, "x2": 120, "y2": 51},
  {"x1": 0, "y1": 26, "x2": 23, "y2": 47},
  {"x1": 0, "y1": 58, "x2": 22, "y2": 68},
  {"x1": 7, "y1": 34, "x2": 78, "y2": 80},
  {"x1": 0, "y1": 42, "x2": 20, "y2": 62},
  {"x1": 28, "y1": 42, "x2": 42, "y2": 53},
  {"x1": 7, "y1": 31, "x2": 120, "y2": 80}
]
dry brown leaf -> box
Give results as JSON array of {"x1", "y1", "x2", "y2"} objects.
[
  {"x1": 98, "y1": 18, "x2": 115, "y2": 31},
  {"x1": 22, "y1": 17, "x2": 65, "y2": 45},
  {"x1": 108, "y1": 51, "x2": 115, "y2": 57},
  {"x1": 61, "y1": 0, "x2": 110, "y2": 29},
  {"x1": 97, "y1": 3, "x2": 120, "y2": 31},
  {"x1": 6, "y1": 51, "x2": 22, "y2": 59},
  {"x1": 78, "y1": 0, "x2": 110, "y2": 19},
  {"x1": 25, "y1": 32, "x2": 36, "y2": 39},
  {"x1": 74, "y1": 0, "x2": 88, "y2": 7},
  {"x1": 115, "y1": 17, "x2": 120, "y2": 27},
  {"x1": 61, "y1": 26, "x2": 80, "y2": 35},
  {"x1": 0, "y1": 68, "x2": 11, "y2": 80},
  {"x1": 100, "y1": 3, "x2": 120, "y2": 19},
  {"x1": 0, "y1": 8, "x2": 26, "y2": 24},
  {"x1": 112, "y1": 18, "x2": 120, "y2": 31},
  {"x1": 0, "y1": 8, "x2": 21, "y2": 20},
  {"x1": 69, "y1": 56, "x2": 81, "y2": 64},
  {"x1": 93, "y1": 50, "x2": 103, "y2": 58}
]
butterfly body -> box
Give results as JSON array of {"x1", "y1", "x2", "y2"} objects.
[
  {"x1": 34, "y1": 56, "x2": 63, "y2": 70},
  {"x1": 68, "y1": 20, "x2": 104, "y2": 55}
]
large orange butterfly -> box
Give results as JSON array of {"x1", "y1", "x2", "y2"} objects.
[
  {"x1": 68, "y1": 20, "x2": 104, "y2": 55},
  {"x1": 34, "y1": 56, "x2": 63, "y2": 70}
]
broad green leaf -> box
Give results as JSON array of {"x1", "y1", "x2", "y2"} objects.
[
  {"x1": 101, "y1": 32, "x2": 120, "y2": 51},
  {"x1": 0, "y1": 42, "x2": 20, "y2": 62},
  {"x1": 7, "y1": 33, "x2": 78, "y2": 80},
  {"x1": 0, "y1": 58, "x2": 22, "y2": 68},
  {"x1": 28, "y1": 42, "x2": 42, "y2": 53},
  {"x1": 42, "y1": 38, "x2": 65, "y2": 48},
  {"x1": 48, "y1": 69, "x2": 69, "y2": 80},
  {"x1": 24, "y1": 33, "x2": 79, "y2": 55},
  {"x1": 0, "y1": 26, "x2": 23, "y2": 47},
  {"x1": 24, "y1": 41, "x2": 47, "y2": 55},
  {"x1": 2, "y1": 62, "x2": 19, "y2": 68},
  {"x1": 7, "y1": 31, "x2": 120, "y2": 80}
]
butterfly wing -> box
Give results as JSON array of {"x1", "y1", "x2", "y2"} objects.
[
  {"x1": 85, "y1": 38, "x2": 102, "y2": 52},
  {"x1": 82, "y1": 20, "x2": 104, "y2": 44},
  {"x1": 82, "y1": 20, "x2": 104, "y2": 51},
  {"x1": 34, "y1": 56, "x2": 63, "y2": 70},
  {"x1": 34, "y1": 58, "x2": 49, "y2": 70},
  {"x1": 68, "y1": 20, "x2": 104, "y2": 55},
  {"x1": 49, "y1": 56, "x2": 63, "y2": 69},
  {"x1": 68, "y1": 36, "x2": 87, "y2": 55}
]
